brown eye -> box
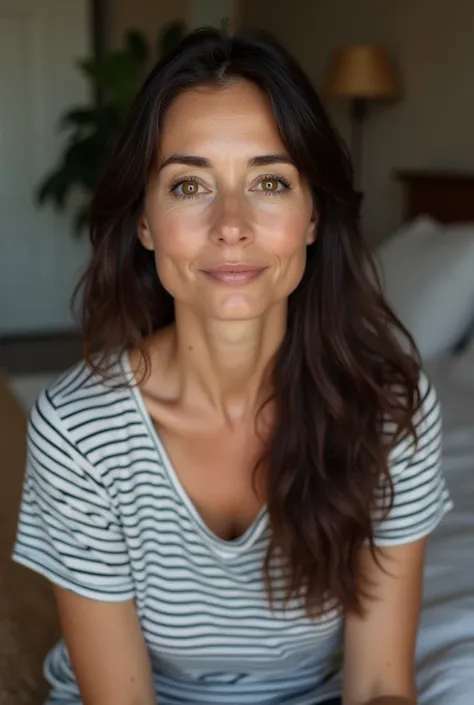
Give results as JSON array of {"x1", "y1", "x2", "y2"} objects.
[
  {"x1": 171, "y1": 179, "x2": 207, "y2": 199},
  {"x1": 181, "y1": 181, "x2": 198, "y2": 196},
  {"x1": 261, "y1": 178, "x2": 279, "y2": 192},
  {"x1": 253, "y1": 176, "x2": 289, "y2": 195}
]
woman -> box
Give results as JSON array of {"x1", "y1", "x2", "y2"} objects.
[{"x1": 14, "y1": 28, "x2": 452, "y2": 705}]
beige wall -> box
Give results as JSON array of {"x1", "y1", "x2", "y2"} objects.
[
  {"x1": 107, "y1": 0, "x2": 237, "y2": 50},
  {"x1": 106, "y1": 0, "x2": 189, "y2": 52},
  {"x1": 189, "y1": 0, "x2": 238, "y2": 29},
  {"x1": 240, "y1": 0, "x2": 474, "y2": 243}
]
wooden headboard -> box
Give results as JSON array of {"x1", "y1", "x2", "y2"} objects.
[{"x1": 396, "y1": 170, "x2": 474, "y2": 223}]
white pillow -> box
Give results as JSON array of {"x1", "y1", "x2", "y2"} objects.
[
  {"x1": 376, "y1": 216, "x2": 474, "y2": 360},
  {"x1": 451, "y1": 335, "x2": 474, "y2": 388}
]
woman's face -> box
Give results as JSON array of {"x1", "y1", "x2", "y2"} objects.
[{"x1": 139, "y1": 80, "x2": 316, "y2": 321}]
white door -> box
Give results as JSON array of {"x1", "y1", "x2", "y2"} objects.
[{"x1": 0, "y1": 0, "x2": 90, "y2": 334}]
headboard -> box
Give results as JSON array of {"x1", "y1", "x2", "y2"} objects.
[{"x1": 396, "y1": 170, "x2": 474, "y2": 223}]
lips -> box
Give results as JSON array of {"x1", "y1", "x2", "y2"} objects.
[{"x1": 202, "y1": 263, "x2": 267, "y2": 285}]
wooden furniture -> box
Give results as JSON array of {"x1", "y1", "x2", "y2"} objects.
[
  {"x1": 396, "y1": 170, "x2": 474, "y2": 223},
  {"x1": 0, "y1": 372, "x2": 60, "y2": 704}
]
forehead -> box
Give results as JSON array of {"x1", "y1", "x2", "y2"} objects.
[{"x1": 159, "y1": 80, "x2": 287, "y2": 156}]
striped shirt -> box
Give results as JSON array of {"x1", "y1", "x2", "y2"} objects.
[{"x1": 13, "y1": 352, "x2": 452, "y2": 705}]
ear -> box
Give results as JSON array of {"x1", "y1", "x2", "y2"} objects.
[
  {"x1": 306, "y1": 210, "x2": 318, "y2": 245},
  {"x1": 137, "y1": 216, "x2": 154, "y2": 251}
]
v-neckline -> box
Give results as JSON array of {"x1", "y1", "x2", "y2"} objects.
[{"x1": 121, "y1": 350, "x2": 268, "y2": 557}]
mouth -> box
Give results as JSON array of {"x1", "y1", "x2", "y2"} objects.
[{"x1": 201, "y1": 263, "x2": 267, "y2": 285}]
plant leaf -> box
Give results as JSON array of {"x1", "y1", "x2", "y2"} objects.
[
  {"x1": 100, "y1": 53, "x2": 141, "y2": 106},
  {"x1": 77, "y1": 57, "x2": 100, "y2": 80},
  {"x1": 36, "y1": 169, "x2": 71, "y2": 210},
  {"x1": 36, "y1": 27, "x2": 157, "y2": 235},
  {"x1": 60, "y1": 107, "x2": 97, "y2": 131},
  {"x1": 73, "y1": 206, "x2": 90, "y2": 236},
  {"x1": 63, "y1": 133, "x2": 109, "y2": 190},
  {"x1": 159, "y1": 21, "x2": 185, "y2": 57},
  {"x1": 125, "y1": 29, "x2": 149, "y2": 63},
  {"x1": 78, "y1": 53, "x2": 141, "y2": 105}
]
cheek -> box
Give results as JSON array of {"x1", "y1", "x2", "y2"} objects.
[
  {"x1": 260, "y1": 209, "x2": 311, "y2": 294},
  {"x1": 144, "y1": 213, "x2": 202, "y2": 298},
  {"x1": 150, "y1": 208, "x2": 206, "y2": 262},
  {"x1": 257, "y1": 207, "x2": 311, "y2": 255}
]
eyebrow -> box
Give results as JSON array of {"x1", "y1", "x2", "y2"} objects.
[{"x1": 157, "y1": 153, "x2": 296, "y2": 172}]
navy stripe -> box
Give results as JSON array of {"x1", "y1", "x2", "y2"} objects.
[{"x1": 12, "y1": 359, "x2": 451, "y2": 705}]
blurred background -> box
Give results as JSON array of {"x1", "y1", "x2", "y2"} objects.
[
  {"x1": 1, "y1": 0, "x2": 474, "y2": 384},
  {"x1": 1, "y1": 4, "x2": 474, "y2": 704}
]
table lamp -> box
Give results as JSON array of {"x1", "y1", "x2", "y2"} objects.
[{"x1": 325, "y1": 45, "x2": 400, "y2": 190}]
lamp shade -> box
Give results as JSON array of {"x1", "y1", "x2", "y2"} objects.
[{"x1": 325, "y1": 45, "x2": 399, "y2": 99}]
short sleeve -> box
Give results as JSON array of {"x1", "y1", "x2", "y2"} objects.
[
  {"x1": 13, "y1": 390, "x2": 135, "y2": 602},
  {"x1": 373, "y1": 372, "x2": 453, "y2": 546}
]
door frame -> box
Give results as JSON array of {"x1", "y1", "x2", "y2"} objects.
[
  {"x1": 91, "y1": 0, "x2": 106, "y2": 105},
  {"x1": 92, "y1": 0, "x2": 106, "y2": 59}
]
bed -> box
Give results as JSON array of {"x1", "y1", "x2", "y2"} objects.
[
  {"x1": 385, "y1": 170, "x2": 474, "y2": 704},
  {"x1": 397, "y1": 170, "x2": 474, "y2": 224},
  {"x1": 415, "y1": 360, "x2": 474, "y2": 703}
]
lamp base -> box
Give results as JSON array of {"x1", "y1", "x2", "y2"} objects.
[
  {"x1": 354, "y1": 189, "x2": 364, "y2": 221},
  {"x1": 350, "y1": 98, "x2": 368, "y2": 122},
  {"x1": 350, "y1": 98, "x2": 368, "y2": 192}
]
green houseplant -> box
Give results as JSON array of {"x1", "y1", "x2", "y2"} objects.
[{"x1": 36, "y1": 22, "x2": 185, "y2": 234}]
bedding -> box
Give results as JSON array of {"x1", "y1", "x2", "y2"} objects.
[
  {"x1": 415, "y1": 360, "x2": 474, "y2": 704},
  {"x1": 451, "y1": 335, "x2": 474, "y2": 389},
  {"x1": 375, "y1": 217, "x2": 474, "y2": 360}
]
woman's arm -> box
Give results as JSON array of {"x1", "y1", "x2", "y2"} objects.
[
  {"x1": 53, "y1": 585, "x2": 156, "y2": 705},
  {"x1": 343, "y1": 539, "x2": 426, "y2": 705}
]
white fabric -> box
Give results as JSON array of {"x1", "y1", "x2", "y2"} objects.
[
  {"x1": 7, "y1": 359, "x2": 474, "y2": 703},
  {"x1": 12, "y1": 358, "x2": 450, "y2": 705},
  {"x1": 416, "y1": 360, "x2": 474, "y2": 704},
  {"x1": 451, "y1": 336, "x2": 474, "y2": 389},
  {"x1": 376, "y1": 217, "x2": 474, "y2": 360}
]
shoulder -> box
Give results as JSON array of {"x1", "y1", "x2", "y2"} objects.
[
  {"x1": 414, "y1": 369, "x2": 438, "y2": 425},
  {"x1": 387, "y1": 369, "x2": 441, "y2": 472},
  {"x1": 373, "y1": 369, "x2": 452, "y2": 545},
  {"x1": 30, "y1": 353, "x2": 136, "y2": 460}
]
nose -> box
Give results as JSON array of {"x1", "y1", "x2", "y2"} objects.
[{"x1": 209, "y1": 192, "x2": 253, "y2": 246}]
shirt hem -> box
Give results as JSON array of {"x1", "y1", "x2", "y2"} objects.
[
  {"x1": 12, "y1": 550, "x2": 136, "y2": 603},
  {"x1": 373, "y1": 498, "x2": 453, "y2": 547}
]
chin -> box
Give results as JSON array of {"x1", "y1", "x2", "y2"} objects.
[
  {"x1": 198, "y1": 291, "x2": 266, "y2": 321},
  {"x1": 209, "y1": 301, "x2": 271, "y2": 322},
  {"x1": 212, "y1": 308, "x2": 265, "y2": 322}
]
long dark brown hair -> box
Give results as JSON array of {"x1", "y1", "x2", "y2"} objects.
[{"x1": 76, "y1": 27, "x2": 421, "y2": 617}]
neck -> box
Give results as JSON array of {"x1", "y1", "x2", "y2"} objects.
[{"x1": 171, "y1": 302, "x2": 287, "y2": 423}]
